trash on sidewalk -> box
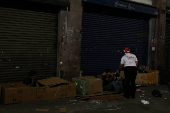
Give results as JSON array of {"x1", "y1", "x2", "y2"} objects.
[
  {"x1": 151, "y1": 90, "x2": 162, "y2": 97},
  {"x1": 89, "y1": 100, "x2": 102, "y2": 105},
  {"x1": 70, "y1": 100, "x2": 78, "y2": 102},
  {"x1": 136, "y1": 89, "x2": 145, "y2": 92},
  {"x1": 140, "y1": 95, "x2": 145, "y2": 98},
  {"x1": 86, "y1": 105, "x2": 122, "y2": 111},
  {"x1": 35, "y1": 109, "x2": 49, "y2": 111},
  {"x1": 141, "y1": 100, "x2": 149, "y2": 104},
  {"x1": 160, "y1": 90, "x2": 169, "y2": 93},
  {"x1": 59, "y1": 107, "x2": 67, "y2": 113}
]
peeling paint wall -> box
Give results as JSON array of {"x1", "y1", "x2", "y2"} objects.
[
  {"x1": 57, "y1": 0, "x2": 82, "y2": 80},
  {"x1": 152, "y1": 0, "x2": 166, "y2": 84}
]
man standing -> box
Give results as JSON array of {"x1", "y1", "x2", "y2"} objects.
[{"x1": 116, "y1": 47, "x2": 138, "y2": 99}]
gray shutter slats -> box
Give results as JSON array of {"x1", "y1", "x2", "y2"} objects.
[{"x1": 0, "y1": 7, "x2": 58, "y2": 82}]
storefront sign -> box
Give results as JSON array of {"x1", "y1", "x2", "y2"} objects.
[{"x1": 82, "y1": 0, "x2": 158, "y2": 15}]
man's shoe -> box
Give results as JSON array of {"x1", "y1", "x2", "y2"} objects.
[{"x1": 123, "y1": 94, "x2": 130, "y2": 99}]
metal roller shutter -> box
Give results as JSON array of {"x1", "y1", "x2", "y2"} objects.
[
  {"x1": 81, "y1": 12, "x2": 149, "y2": 76},
  {"x1": 0, "y1": 7, "x2": 58, "y2": 82}
]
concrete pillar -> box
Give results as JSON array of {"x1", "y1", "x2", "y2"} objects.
[
  {"x1": 152, "y1": 0, "x2": 166, "y2": 69},
  {"x1": 152, "y1": 0, "x2": 166, "y2": 84},
  {"x1": 57, "y1": 0, "x2": 82, "y2": 81}
]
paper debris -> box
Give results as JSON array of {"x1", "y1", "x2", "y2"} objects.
[
  {"x1": 141, "y1": 100, "x2": 149, "y2": 104},
  {"x1": 70, "y1": 100, "x2": 78, "y2": 102}
]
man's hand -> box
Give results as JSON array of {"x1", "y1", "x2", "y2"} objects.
[
  {"x1": 116, "y1": 70, "x2": 119, "y2": 74},
  {"x1": 117, "y1": 64, "x2": 123, "y2": 73}
]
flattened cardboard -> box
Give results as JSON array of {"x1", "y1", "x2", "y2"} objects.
[
  {"x1": 38, "y1": 77, "x2": 70, "y2": 86},
  {"x1": 37, "y1": 77, "x2": 76, "y2": 101}
]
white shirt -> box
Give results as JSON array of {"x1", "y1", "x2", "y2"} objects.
[{"x1": 120, "y1": 53, "x2": 138, "y2": 67}]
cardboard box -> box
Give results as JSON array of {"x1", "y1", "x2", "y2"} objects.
[
  {"x1": 1, "y1": 83, "x2": 30, "y2": 104},
  {"x1": 135, "y1": 73, "x2": 142, "y2": 85},
  {"x1": 142, "y1": 80, "x2": 149, "y2": 85},
  {"x1": 1, "y1": 78, "x2": 76, "y2": 104},
  {"x1": 136, "y1": 73, "x2": 142, "y2": 79},
  {"x1": 29, "y1": 87, "x2": 36, "y2": 102},
  {"x1": 97, "y1": 75, "x2": 103, "y2": 79},
  {"x1": 37, "y1": 77, "x2": 76, "y2": 101},
  {"x1": 142, "y1": 70, "x2": 159, "y2": 85},
  {"x1": 72, "y1": 76, "x2": 103, "y2": 95},
  {"x1": 60, "y1": 83, "x2": 76, "y2": 98},
  {"x1": 36, "y1": 86, "x2": 49, "y2": 101},
  {"x1": 135, "y1": 78, "x2": 143, "y2": 85}
]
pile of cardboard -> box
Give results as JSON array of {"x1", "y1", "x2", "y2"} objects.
[
  {"x1": 0, "y1": 77, "x2": 76, "y2": 104},
  {"x1": 120, "y1": 70, "x2": 159, "y2": 85},
  {"x1": 72, "y1": 76, "x2": 103, "y2": 95}
]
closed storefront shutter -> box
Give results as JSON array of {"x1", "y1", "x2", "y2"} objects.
[
  {"x1": 0, "y1": 7, "x2": 58, "y2": 82},
  {"x1": 81, "y1": 7, "x2": 149, "y2": 76}
]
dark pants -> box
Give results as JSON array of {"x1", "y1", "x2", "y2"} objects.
[
  {"x1": 104, "y1": 81, "x2": 123, "y2": 92},
  {"x1": 124, "y1": 67, "x2": 137, "y2": 98}
]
